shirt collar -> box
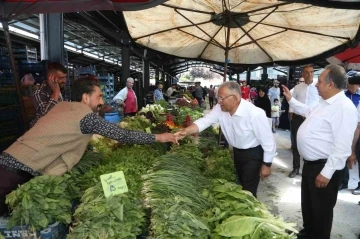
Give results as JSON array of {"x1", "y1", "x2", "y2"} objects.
[
  {"x1": 325, "y1": 91, "x2": 345, "y2": 105},
  {"x1": 233, "y1": 100, "x2": 247, "y2": 117}
]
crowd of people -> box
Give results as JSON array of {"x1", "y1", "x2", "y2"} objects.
[{"x1": 0, "y1": 62, "x2": 359, "y2": 239}]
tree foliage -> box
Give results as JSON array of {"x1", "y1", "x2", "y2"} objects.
[{"x1": 189, "y1": 67, "x2": 219, "y2": 80}]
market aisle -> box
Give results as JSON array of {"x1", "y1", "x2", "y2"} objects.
[{"x1": 257, "y1": 130, "x2": 360, "y2": 239}]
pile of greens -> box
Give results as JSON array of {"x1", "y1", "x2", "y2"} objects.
[
  {"x1": 68, "y1": 184, "x2": 145, "y2": 239},
  {"x1": 78, "y1": 145, "x2": 160, "y2": 196},
  {"x1": 118, "y1": 115, "x2": 152, "y2": 131},
  {"x1": 143, "y1": 146, "x2": 211, "y2": 238},
  {"x1": 202, "y1": 179, "x2": 298, "y2": 239},
  {"x1": 148, "y1": 196, "x2": 210, "y2": 239},
  {"x1": 6, "y1": 175, "x2": 74, "y2": 230},
  {"x1": 153, "y1": 99, "x2": 168, "y2": 109},
  {"x1": 138, "y1": 104, "x2": 166, "y2": 123},
  {"x1": 202, "y1": 148, "x2": 236, "y2": 182},
  {"x1": 174, "y1": 106, "x2": 203, "y2": 126}
]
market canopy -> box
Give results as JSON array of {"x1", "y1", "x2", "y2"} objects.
[
  {"x1": 123, "y1": 0, "x2": 360, "y2": 66},
  {"x1": 0, "y1": 0, "x2": 167, "y2": 19}
]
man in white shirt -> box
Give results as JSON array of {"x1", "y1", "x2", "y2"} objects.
[
  {"x1": 175, "y1": 81, "x2": 276, "y2": 197},
  {"x1": 166, "y1": 84, "x2": 177, "y2": 98},
  {"x1": 113, "y1": 77, "x2": 138, "y2": 117},
  {"x1": 289, "y1": 78, "x2": 304, "y2": 149},
  {"x1": 282, "y1": 65, "x2": 358, "y2": 239},
  {"x1": 288, "y1": 66, "x2": 320, "y2": 178}
]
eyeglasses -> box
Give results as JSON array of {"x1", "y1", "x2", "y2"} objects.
[
  {"x1": 218, "y1": 95, "x2": 234, "y2": 102},
  {"x1": 299, "y1": 81, "x2": 305, "y2": 83}
]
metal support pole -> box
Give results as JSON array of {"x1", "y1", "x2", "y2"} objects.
[
  {"x1": 246, "y1": 67, "x2": 251, "y2": 85},
  {"x1": 161, "y1": 70, "x2": 165, "y2": 82},
  {"x1": 236, "y1": 73, "x2": 240, "y2": 83},
  {"x1": 121, "y1": 45, "x2": 130, "y2": 83},
  {"x1": 2, "y1": 20, "x2": 27, "y2": 130},
  {"x1": 39, "y1": 14, "x2": 48, "y2": 60},
  {"x1": 143, "y1": 59, "x2": 150, "y2": 94},
  {"x1": 155, "y1": 68, "x2": 160, "y2": 81},
  {"x1": 261, "y1": 66, "x2": 268, "y2": 81},
  {"x1": 43, "y1": 13, "x2": 64, "y2": 63}
]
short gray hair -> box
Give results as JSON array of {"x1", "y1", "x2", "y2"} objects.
[
  {"x1": 127, "y1": 77, "x2": 134, "y2": 83},
  {"x1": 219, "y1": 81, "x2": 241, "y2": 95},
  {"x1": 324, "y1": 65, "x2": 347, "y2": 89}
]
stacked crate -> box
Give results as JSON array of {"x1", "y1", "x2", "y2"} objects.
[{"x1": 97, "y1": 73, "x2": 115, "y2": 104}]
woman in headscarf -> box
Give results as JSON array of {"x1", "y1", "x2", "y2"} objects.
[{"x1": 254, "y1": 86, "x2": 271, "y2": 127}]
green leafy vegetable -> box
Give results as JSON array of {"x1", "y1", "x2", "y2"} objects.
[{"x1": 6, "y1": 175, "x2": 74, "y2": 230}]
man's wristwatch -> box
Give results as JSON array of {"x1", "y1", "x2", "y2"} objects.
[{"x1": 262, "y1": 162, "x2": 272, "y2": 167}]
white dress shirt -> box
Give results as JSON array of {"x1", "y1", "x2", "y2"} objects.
[
  {"x1": 289, "y1": 81, "x2": 319, "y2": 113},
  {"x1": 194, "y1": 100, "x2": 276, "y2": 163},
  {"x1": 289, "y1": 91, "x2": 358, "y2": 179},
  {"x1": 166, "y1": 87, "x2": 174, "y2": 97},
  {"x1": 358, "y1": 104, "x2": 360, "y2": 122}
]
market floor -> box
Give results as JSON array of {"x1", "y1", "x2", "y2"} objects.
[{"x1": 256, "y1": 129, "x2": 360, "y2": 239}]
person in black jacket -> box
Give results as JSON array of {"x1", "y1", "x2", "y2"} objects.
[{"x1": 254, "y1": 87, "x2": 271, "y2": 124}]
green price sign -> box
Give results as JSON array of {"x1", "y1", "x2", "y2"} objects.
[{"x1": 100, "y1": 171, "x2": 128, "y2": 198}]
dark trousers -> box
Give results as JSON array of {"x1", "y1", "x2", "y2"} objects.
[
  {"x1": 358, "y1": 157, "x2": 360, "y2": 188},
  {"x1": 0, "y1": 166, "x2": 33, "y2": 216},
  {"x1": 301, "y1": 162, "x2": 340, "y2": 239},
  {"x1": 209, "y1": 97, "x2": 214, "y2": 109},
  {"x1": 339, "y1": 166, "x2": 349, "y2": 189},
  {"x1": 291, "y1": 115, "x2": 305, "y2": 169},
  {"x1": 233, "y1": 145, "x2": 264, "y2": 197},
  {"x1": 339, "y1": 138, "x2": 360, "y2": 188},
  {"x1": 196, "y1": 97, "x2": 203, "y2": 106}
]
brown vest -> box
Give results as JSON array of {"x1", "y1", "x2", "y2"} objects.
[{"x1": 5, "y1": 102, "x2": 93, "y2": 175}]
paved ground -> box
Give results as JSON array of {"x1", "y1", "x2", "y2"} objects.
[{"x1": 256, "y1": 129, "x2": 360, "y2": 239}]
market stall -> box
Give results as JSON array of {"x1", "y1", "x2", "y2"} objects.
[{"x1": 0, "y1": 99, "x2": 298, "y2": 239}]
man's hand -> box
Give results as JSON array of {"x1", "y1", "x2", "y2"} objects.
[
  {"x1": 48, "y1": 73, "x2": 60, "y2": 93},
  {"x1": 315, "y1": 174, "x2": 330, "y2": 188},
  {"x1": 174, "y1": 130, "x2": 187, "y2": 141},
  {"x1": 281, "y1": 85, "x2": 292, "y2": 102},
  {"x1": 260, "y1": 165, "x2": 271, "y2": 180},
  {"x1": 347, "y1": 152, "x2": 357, "y2": 169},
  {"x1": 155, "y1": 133, "x2": 178, "y2": 144}
]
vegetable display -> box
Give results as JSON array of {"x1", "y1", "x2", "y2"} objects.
[{"x1": 3, "y1": 100, "x2": 298, "y2": 239}]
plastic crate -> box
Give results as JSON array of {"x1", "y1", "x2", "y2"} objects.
[
  {"x1": 0, "y1": 89, "x2": 18, "y2": 106},
  {"x1": 18, "y1": 60, "x2": 49, "y2": 84},
  {"x1": 0, "y1": 218, "x2": 67, "y2": 239},
  {"x1": 0, "y1": 62, "x2": 10, "y2": 69},
  {"x1": 0, "y1": 56, "x2": 9, "y2": 61}
]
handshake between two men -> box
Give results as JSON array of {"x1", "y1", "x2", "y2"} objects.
[{"x1": 154, "y1": 124, "x2": 199, "y2": 145}]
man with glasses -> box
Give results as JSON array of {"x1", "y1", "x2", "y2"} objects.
[
  {"x1": 31, "y1": 62, "x2": 68, "y2": 127},
  {"x1": 175, "y1": 81, "x2": 276, "y2": 197},
  {"x1": 288, "y1": 65, "x2": 320, "y2": 178},
  {"x1": 282, "y1": 65, "x2": 357, "y2": 239}
]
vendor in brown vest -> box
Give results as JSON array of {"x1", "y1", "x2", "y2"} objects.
[{"x1": 0, "y1": 77, "x2": 177, "y2": 216}]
